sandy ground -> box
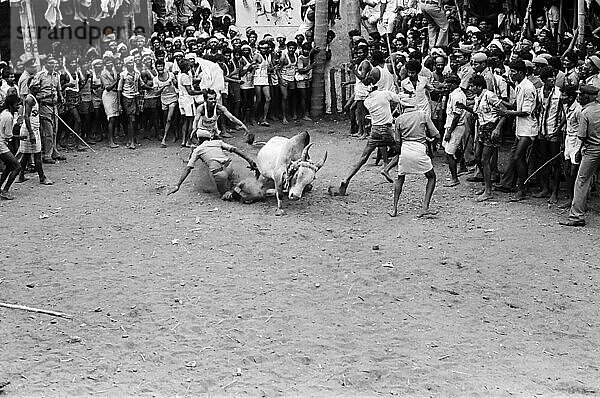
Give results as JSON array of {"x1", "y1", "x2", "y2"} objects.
[{"x1": 2, "y1": 119, "x2": 600, "y2": 397}]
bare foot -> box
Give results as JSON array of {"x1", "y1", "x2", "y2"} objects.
[
  {"x1": 476, "y1": 193, "x2": 493, "y2": 202},
  {"x1": 417, "y1": 209, "x2": 438, "y2": 218},
  {"x1": 548, "y1": 195, "x2": 558, "y2": 204},
  {"x1": 558, "y1": 200, "x2": 572, "y2": 209},
  {"x1": 380, "y1": 170, "x2": 393, "y2": 183},
  {"x1": 0, "y1": 190, "x2": 15, "y2": 200},
  {"x1": 533, "y1": 189, "x2": 550, "y2": 198}
]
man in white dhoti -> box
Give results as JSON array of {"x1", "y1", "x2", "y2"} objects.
[{"x1": 389, "y1": 101, "x2": 440, "y2": 218}]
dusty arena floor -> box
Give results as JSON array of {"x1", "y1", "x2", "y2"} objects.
[{"x1": 2, "y1": 119, "x2": 600, "y2": 397}]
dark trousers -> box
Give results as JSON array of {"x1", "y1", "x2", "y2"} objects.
[{"x1": 499, "y1": 136, "x2": 533, "y2": 192}]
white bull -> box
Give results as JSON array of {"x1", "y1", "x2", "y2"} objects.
[{"x1": 257, "y1": 131, "x2": 327, "y2": 215}]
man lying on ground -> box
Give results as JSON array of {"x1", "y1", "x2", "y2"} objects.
[{"x1": 167, "y1": 132, "x2": 261, "y2": 201}]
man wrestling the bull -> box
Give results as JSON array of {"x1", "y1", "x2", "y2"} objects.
[{"x1": 167, "y1": 134, "x2": 262, "y2": 202}]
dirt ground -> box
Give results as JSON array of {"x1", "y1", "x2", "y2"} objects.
[{"x1": 2, "y1": 119, "x2": 600, "y2": 397}]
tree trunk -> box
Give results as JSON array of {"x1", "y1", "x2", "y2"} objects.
[
  {"x1": 577, "y1": 0, "x2": 585, "y2": 47},
  {"x1": 310, "y1": 0, "x2": 328, "y2": 116},
  {"x1": 347, "y1": 0, "x2": 361, "y2": 32}
]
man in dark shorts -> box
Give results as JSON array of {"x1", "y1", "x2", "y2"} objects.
[
  {"x1": 329, "y1": 68, "x2": 401, "y2": 196},
  {"x1": 118, "y1": 56, "x2": 151, "y2": 149},
  {"x1": 456, "y1": 75, "x2": 503, "y2": 201}
]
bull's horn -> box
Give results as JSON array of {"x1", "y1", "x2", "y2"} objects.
[
  {"x1": 314, "y1": 150, "x2": 328, "y2": 170},
  {"x1": 301, "y1": 143, "x2": 313, "y2": 161}
]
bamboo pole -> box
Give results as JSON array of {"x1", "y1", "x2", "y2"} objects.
[
  {"x1": 147, "y1": 0, "x2": 153, "y2": 31},
  {"x1": 20, "y1": 0, "x2": 41, "y2": 72},
  {"x1": 520, "y1": 0, "x2": 534, "y2": 41},
  {"x1": 557, "y1": 0, "x2": 563, "y2": 43},
  {"x1": 577, "y1": 0, "x2": 585, "y2": 47},
  {"x1": 0, "y1": 302, "x2": 72, "y2": 319}
]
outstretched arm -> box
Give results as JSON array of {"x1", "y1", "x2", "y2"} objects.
[
  {"x1": 218, "y1": 104, "x2": 248, "y2": 133},
  {"x1": 168, "y1": 166, "x2": 193, "y2": 195},
  {"x1": 230, "y1": 147, "x2": 257, "y2": 170}
]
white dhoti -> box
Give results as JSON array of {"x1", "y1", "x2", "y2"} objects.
[
  {"x1": 442, "y1": 124, "x2": 466, "y2": 156},
  {"x1": 398, "y1": 141, "x2": 433, "y2": 176},
  {"x1": 564, "y1": 135, "x2": 581, "y2": 165}
]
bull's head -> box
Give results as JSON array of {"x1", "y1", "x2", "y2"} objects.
[{"x1": 287, "y1": 143, "x2": 328, "y2": 200}]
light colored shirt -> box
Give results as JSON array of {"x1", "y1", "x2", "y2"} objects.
[
  {"x1": 354, "y1": 60, "x2": 372, "y2": 101},
  {"x1": 477, "y1": 67, "x2": 496, "y2": 93},
  {"x1": 457, "y1": 63, "x2": 474, "y2": 90},
  {"x1": 395, "y1": 108, "x2": 440, "y2": 145},
  {"x1": 538, "y1": 86, "x2": 562, "y2": 138},
  {"x1": 18, "y1": 70, "x2": 32, "y2": 98},
  {"x1": 400, "y1": 75, "x2": 433, "y2": 116},
  {"x1": 578, "y1": 101, "x2": 600, "y2": 146},
  {"x1": 0, "y1": 80, "x2": 17, "y2": 103},
  {"x1": 118, "y1": 70, "x2": 140, "y2": 99},
  {"x1": 493, "y1": 73, "x2": 508, "y2": 100},
  {"x1": 445, "y1": 87, "x2": 467, "y2": 128},
  {"x1": 31, "y1": 68, "x2": 60, "y2": 104},
  {"x1": 0, "y1": 109, "x2": 14, "y2": 142},
  {"x1": 474, "y1": 89, "x2": 501, "y2": 126},
  {"x1": 376, "y1": 65, "x2": 396, "y2": 92},
  {"x1": 187, "y1": 139, "x2": 235, "y2": 172},
  {"x1": 364, "y1": 89, "x2": 401, "y2": 125},
  {"x1": 564, "y1": 101, "x2": 582, "y2": 137},
  {"x1": 515, "y1": 78, "x2": 538, "y2": 137},
  {"x1": 585, "y1": 74, "x2": 600, "y2": 101}
]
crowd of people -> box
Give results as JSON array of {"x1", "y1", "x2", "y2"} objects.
[
  {"x1": 335, "y1": 0, "x2": 600, "y2": 226},
  {"x1": 1, "y1": 0, "x2": 600, "y2": 226},
  {"x1": 0, "y1": 0, "x2": 334, "y2": 200}
]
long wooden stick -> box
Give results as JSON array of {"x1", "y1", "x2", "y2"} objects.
[
  {"x1": 520, "y1": 0, "x2": 534, "y2": 42},
  {"x1": 454, "y1": 0, "x2": 464, "y2": 30},
  {"x1": 57, "y1": 115, "x2": 96, "y2": 153},
  {"x1": 0, "y1": 302, "x2": 73, "y2": 319},
  {"x1": 524, "y1": 151, "x2": 563, "y2": 185}
]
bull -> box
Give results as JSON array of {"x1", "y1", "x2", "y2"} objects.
[{"x1": 256, "y1": 131, "x2": 327, "y2": 215}]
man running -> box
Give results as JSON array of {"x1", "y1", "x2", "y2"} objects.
[{"x1": 329, "y1": 68, "x2": 401, "y2": 196}]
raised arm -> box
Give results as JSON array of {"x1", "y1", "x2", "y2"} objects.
[{"x1": 218, "y1": 104, "x2": 248, "y2": 132}]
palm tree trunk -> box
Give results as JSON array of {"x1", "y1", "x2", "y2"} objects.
[
  {"x1": 347, "y1": 0, "x2": 361, "y2": 31},
  {"x1": 310, "y1": 0, "x2": 328, "y2": 116}
]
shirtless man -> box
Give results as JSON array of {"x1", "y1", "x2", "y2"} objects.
[{"x1": 192, "y1": 89, "x2": 252, "y2": 143}]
